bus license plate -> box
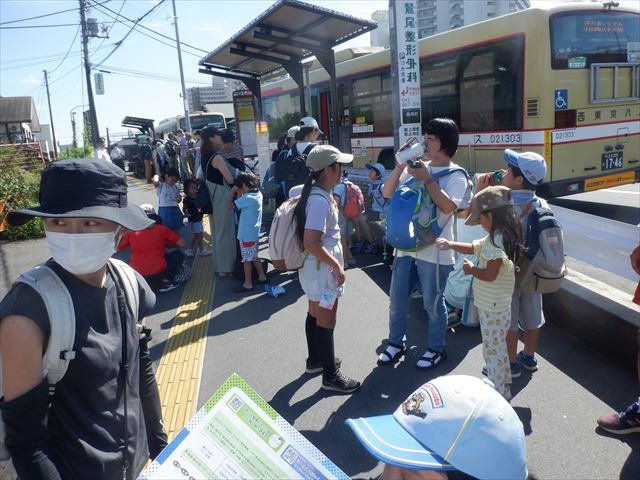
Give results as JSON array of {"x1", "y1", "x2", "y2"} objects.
[{"x1": 601, "y1": 152, "x2": 623, "y2": 171}]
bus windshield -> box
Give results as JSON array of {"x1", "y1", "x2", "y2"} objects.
[{"x1": 550, "y1": 11, "x2": 640, "y2": 69}]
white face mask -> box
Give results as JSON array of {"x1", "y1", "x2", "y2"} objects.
[{"x1": 45, "y1": 228, "x2": 120, "y2": 275}]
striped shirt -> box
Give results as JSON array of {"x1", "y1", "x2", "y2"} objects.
[{"x1": 472, "y1": 233, "x2": 514, "y2": 312}]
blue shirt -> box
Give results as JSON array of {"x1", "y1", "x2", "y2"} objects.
[
  {"x1": 368, "y1": 178, "x2": 387, "y2": 213},
  {"x1": 234, "y1": 190, "x2": 263, "y2": 243}
]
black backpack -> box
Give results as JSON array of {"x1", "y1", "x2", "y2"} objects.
[
  {"x1": 274, "y1": 144, "x2": 313, "y2": 196},
  {"x1": 164, "y1": 140, "x2": 177, "y2": 157}
]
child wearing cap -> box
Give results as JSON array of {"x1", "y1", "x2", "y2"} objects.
[
  {"x1": 435, "y1": 186, "x2": 522, "y2": 401},
  {"x1": 476, "y1": 149, "x2": 549, "y2": 376},
  {"x1": 293, "y1": 144, "x2": 361, "y2": 394},
  {"x1": 366, "y1": 161, "x2": 388, "y2": 219}
]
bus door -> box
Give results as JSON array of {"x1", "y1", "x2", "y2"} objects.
[{"x1": 319, "y1": 91, "x2": 333, "y2": 146}]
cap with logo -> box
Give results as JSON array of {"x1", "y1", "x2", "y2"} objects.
[
  {"x1": 306, "y1": 145, "x2": 353, "y2": 172},
  {"x1": 504, "y1": 149, "x2": 547, "y2": 185},
  {"x1": 346, "y1": 375, "x2": 527, "y2": 480},
  {"x1": 465, "y1": 185, "x2": 513, "y2": 226},
  {"x1": 299, "y1": 116, "x2": 323, "y2": 135}
]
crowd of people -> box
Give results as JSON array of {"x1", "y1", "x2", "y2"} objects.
[{"x1": 0, "y1": 114, "x2": 637, "y2": 479}]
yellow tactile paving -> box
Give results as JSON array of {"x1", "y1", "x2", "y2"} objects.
[{"x1": 126, "y1": 177, "x2": 215, "y2": 441}]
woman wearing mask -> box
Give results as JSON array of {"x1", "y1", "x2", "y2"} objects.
[{"x1": 0, "y1": 158, "x2": 166, "y2": 479}]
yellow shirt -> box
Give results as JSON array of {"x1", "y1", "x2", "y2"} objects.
[{"x1": 472, "y1": 233, "x2": 514, "y2": 312}]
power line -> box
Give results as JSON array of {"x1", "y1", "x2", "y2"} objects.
[
  {"x1": 91, "y1": 0, "x2": 167, "y2": 68},
  {"x1": 49, "y1": 26, "x2": 81, "y2": 74},
  {"x1": 91, "y1": 0, "x2": 208, "y2": 55},
  {"x1": 0, "y1": 24, "x2": 79, "y2": 29},
  {"x1": 0, "y1": 6, "x2": 79, "y2": 25}
]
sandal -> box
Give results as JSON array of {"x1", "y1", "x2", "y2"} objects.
[
  {"x1": 377, "y1": 342, "x2": 405, "y2": 366},
  {"x1": 415, "y1": 349, "x2": 447, "y2": 370}
]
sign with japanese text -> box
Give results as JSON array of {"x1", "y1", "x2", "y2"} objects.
[{"x1": 394, "y1": 0, "x2": 422, "y2": 145}]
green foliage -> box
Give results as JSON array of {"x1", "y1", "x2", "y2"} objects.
[
  {"x1": 267, "y1": 112, "x2": 301, "y2": 142},
  {"x1": 0, "y1": 163, "x2": 44, "y2": 241},
  {"x1": 60, "y1": 145, "x2": 93, "y2": 159}
]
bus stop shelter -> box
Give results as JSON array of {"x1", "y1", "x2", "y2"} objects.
[
  {"x1": 121, "y1": 116, "x2": 155, "y2": 139},
  {"x1": 198, "y1": 0, "x2": 376, "y2": 146}
]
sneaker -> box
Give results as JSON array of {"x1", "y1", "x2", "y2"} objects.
[
  {"x1": 184, "y1": 249, "x2": 195, "y2": 257},
  {"x1": 517, "y1": 351, "x2": 538, "y2": 371},
  {"x1": 321, "y1": 371, "x2": 361, "y2": 394},
  {"x1": 198, "y1": 247, "x2": 212, "y2": 256},
  {"x1": 482, "y1": 362, "x2": 522, "y2": 379},
  {"x1": 447, "y1": 310, "x2": 461, "y2": 329},
  {"x1": 158, "y1": 282, "x2": 179, "y2": 293},
  {"x1": 410, "y1": 288, "x2": 422, "y2": 299},
  {"x1": 597, "y1": 401, "x2": 640, "y2": 435},
  {"x1": 305, "y1": 357, "x2": 342, "y2": 375},
  {"x1": 347, "y1": 258, "x2": 357, "y2": 266}
]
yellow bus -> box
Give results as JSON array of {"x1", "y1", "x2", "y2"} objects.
[
  {"x1": 262, "y1": 2, "x2": 639, "y2": 197},
  {"x1": 156, "y1": 111, "x2": 226, "y2": 137}
]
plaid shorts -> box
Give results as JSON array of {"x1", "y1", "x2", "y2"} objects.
[{"x1": 239, "y1": 241, "x2": 258, "y2": 262}]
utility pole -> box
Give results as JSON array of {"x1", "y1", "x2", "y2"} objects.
[
  {"x1": 71, "y1": 112, "x2": 77, "y2": 149},
  {"x1": 171, "y1": 0, "x2": 191, "y2": 132},
  {"x1": 43, "y1": 69, "x2": 58, "y2": 159},
  {"x1": 79, "y1": 0, "x2": 100, "y2": 148}
]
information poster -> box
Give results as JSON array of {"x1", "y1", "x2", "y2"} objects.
[{"x1": 139, "y1": 373, "x2": 349, "y2": 480}]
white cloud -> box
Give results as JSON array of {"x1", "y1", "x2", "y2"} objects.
[{"x1": 20, "y1": 74, "x2": 40, "y2": 85}]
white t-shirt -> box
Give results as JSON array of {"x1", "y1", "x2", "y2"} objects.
[
  {"x1": 156, "y1": 182, "x2": 180, "y2": 207},
  {"x1": 395, "y1": 163, "x2": 468, "y2": 265},
  {"x1": 95, "y1": 148, "x2": 112, "y2": 163},
  {"x1": 304, "y1": 186, "x2": 340, "y2": 245}
]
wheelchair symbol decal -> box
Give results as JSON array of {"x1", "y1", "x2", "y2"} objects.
[{"x1": 555, "y1": 90, "x2": 568, "y2": 110}]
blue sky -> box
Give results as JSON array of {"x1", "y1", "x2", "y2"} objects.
[{"x1": 1, "y1": 0, "x2": 387, "y2": 146}]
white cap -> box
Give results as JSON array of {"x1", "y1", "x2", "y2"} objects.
[
  {"x1": 299, "y1": 116, "x2": 323, "y2": 135},
  {"x1": 286, "y1": 125, "x2": 300, "y2": 138}
]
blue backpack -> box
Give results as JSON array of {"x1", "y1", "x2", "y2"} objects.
[{"x1": 386, "y1": 167, "x2": 472, "y2": 252}]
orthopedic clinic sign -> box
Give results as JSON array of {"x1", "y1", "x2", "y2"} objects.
[{"x1": 390, "y1": 0, "x2": 422, "y2": 147}]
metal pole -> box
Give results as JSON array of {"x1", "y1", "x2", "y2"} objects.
[
  {"x1": 71, "y1": 112, "x2": 77, "y2": 149},
  {"x1": 79, "y1": 0, "x2": 100, "y2": 147},
  {"x1": 43, "y1": 69, "x2": 58, "y2": 159},
  {"x1": 171, "y1": 0, "x2": 191, "y2": 132}
]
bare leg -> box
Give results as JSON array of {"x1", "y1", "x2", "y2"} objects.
[
  {"x1": 253, "y1": 259, "x2": 267, "y2": 281},
  {"x1": 242, "y1": 262, "x2": 253, "y2": 289}
]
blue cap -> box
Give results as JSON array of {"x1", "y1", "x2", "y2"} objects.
[{"x1": 346, "y1": 375, "x2": 527, "y2": 479}]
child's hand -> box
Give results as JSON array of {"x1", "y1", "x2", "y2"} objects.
[
  {"x1": 462, "y1": 258, "x2": 474, "y2": 275},
  {"x1": 435, "y1": 237, "x2": 449, "y2": 250},
  {"x1": 332, "y1": 264, "x2": 346, "y2": 287}
]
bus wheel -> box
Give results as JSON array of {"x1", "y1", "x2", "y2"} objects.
[{"x1": 379, "y1": 149, "x2": 395, "y2": 170}]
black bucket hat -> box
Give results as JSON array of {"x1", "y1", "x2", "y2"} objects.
[{"x1": 7, "y1": 158, "x2": 153, "y2": 231}]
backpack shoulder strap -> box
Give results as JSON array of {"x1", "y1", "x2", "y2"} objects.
[
  {"x1": 302, "y1": 144, "x2": 315, "y2": 156},
  {"x1": 16, "y1": 265, "x2": 76, "y2": 385},
  {"x1": 108, "y1": 258, "x2": 140, "y2": 320}
]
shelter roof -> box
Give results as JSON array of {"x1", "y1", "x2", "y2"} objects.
[{"x1": 198, "y1": 0, "x2": 377, "y2": 78}]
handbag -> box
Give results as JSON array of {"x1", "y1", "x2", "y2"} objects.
[{"x1": 195, "y1": 180, "x2": 213, "y2": 215}]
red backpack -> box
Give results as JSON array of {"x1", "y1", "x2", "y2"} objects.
[{"x1": 342, "y1": 181, "x2": 364, "y2": 220}]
